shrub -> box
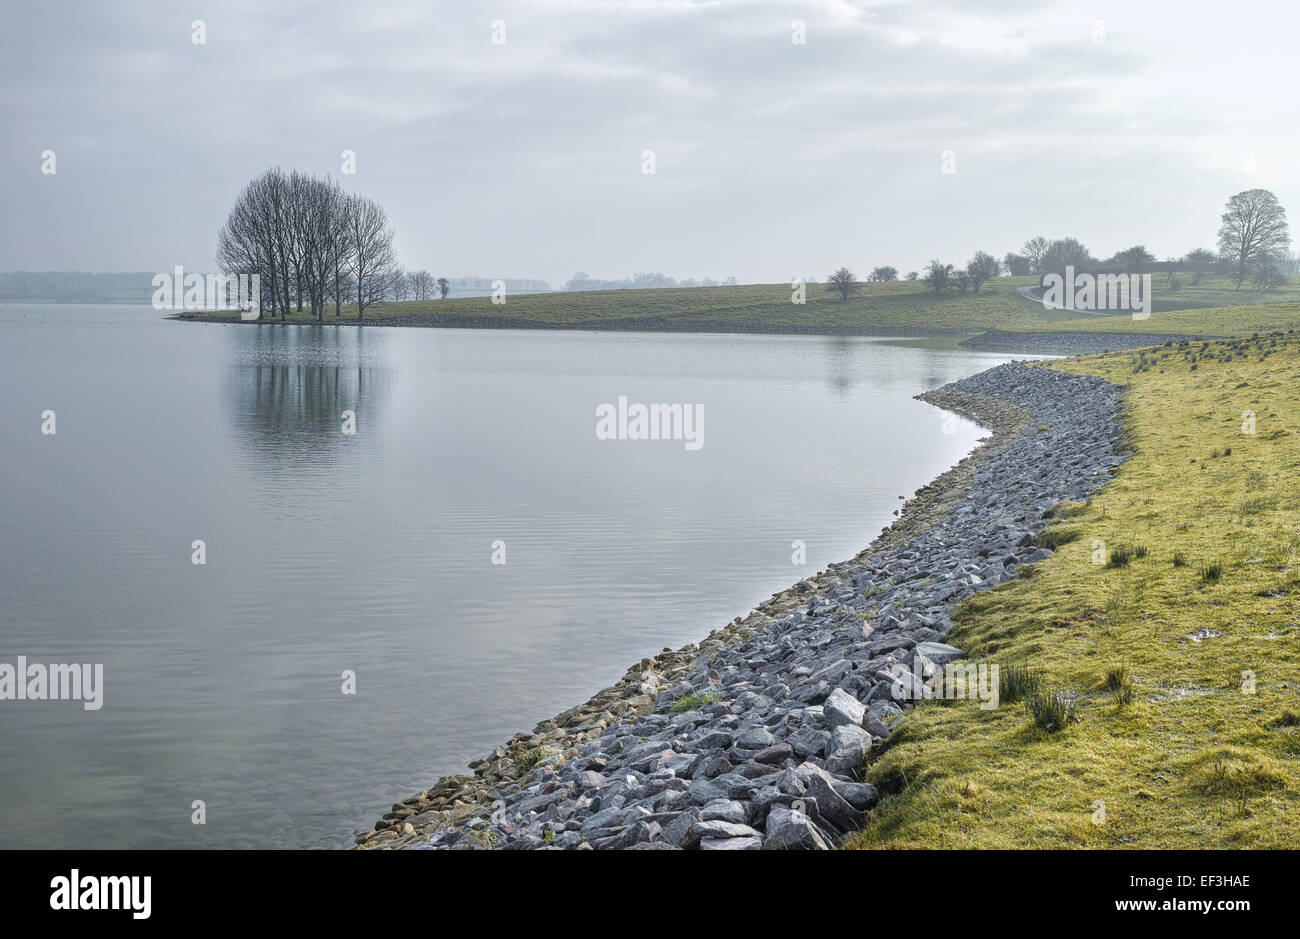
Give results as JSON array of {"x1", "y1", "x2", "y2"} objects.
[
  {"x1": 671, "y1": 692, "x2": 721, "y2": 713},
  {"x1": 1107, "y1": 545, "x2": 1134, "y2": 568},
  {"x1": 1026, "y1": 689, "x2": 1076, "y2": 732},
  {"x1": 1000, "y1": 663, "x2": 1044, "y2": 705},
  {"x1": 511, "y1": 746, "x2": 546, "y2": 772},
  {"x1": 1035, "y1": 526, "x2": 1082, "y2": 550},
  {"x1": 1105, "y1": 664, "x2": 1135, "y2": 708}
]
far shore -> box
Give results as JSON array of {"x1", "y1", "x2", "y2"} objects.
[
  {"x1": 169, "y1": 309, "x2": 1202, "y2": 355},
  {"x1": 165, "y1": 274, "x2": 1293, "y2": 345}
]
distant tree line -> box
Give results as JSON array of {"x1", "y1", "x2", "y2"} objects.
[
  {"x1": 565, "y1": 272, "x2": 739, "y2": 291},
  {"x1": 822, "y1": 189, "x2": 1294, "y2": 301}
]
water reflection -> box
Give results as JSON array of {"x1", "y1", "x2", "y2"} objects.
[
  {"x1": 822, "y1": 335, "x2": 857, "y2": 398},
  {"x1": 222, "y1": 326, "x2": 393, "y2": 475}
]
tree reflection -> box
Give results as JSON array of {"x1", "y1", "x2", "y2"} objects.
[{"x1": 223, "y1": 325, "x2": 392, "y2": 477}]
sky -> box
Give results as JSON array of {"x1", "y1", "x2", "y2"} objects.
[{"x1": 3, "y1": 0, "x2": 1300, "y2": 286}]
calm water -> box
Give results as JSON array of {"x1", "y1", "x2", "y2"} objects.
[{"x1": 0, "y1": 304, "x2": 1038, "y2": 848}]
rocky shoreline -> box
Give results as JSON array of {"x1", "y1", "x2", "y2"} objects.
[{"x1": 354, "y1": 361, "x2": 1126, "y2": 851}]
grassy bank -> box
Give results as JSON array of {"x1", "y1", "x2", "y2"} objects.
[
  {"x1": 846, "y1": 332, "x2": 1300, "y2": 849},
  {"x1": 1023, "y1": 301, "x2": 1300, "y2": 338},
  {"x1": 180, "y1": 274, "x2": 1300, "y2": 335}
]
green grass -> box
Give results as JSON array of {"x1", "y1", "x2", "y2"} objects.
[
  {"x1": 1035, "y1": 302, "x2": 1300, "y2": 338},
  {"x1": 195, "y1": 278, "x2": 1057, "y2": 330},
  {"x1": 1026, "y1": 689, "x2": 1077, "y2": 733},
  {"x1": 670, "y1": 692, "x2": 721, "y2": 714},
  {"x1": 187, "y1": 274, "x2": 1300, "y2": 335},
  {"x1": 848, "y1": 332, "x2": 1300, "y2": 849}
]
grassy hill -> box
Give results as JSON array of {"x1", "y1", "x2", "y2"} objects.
[
  {"x1": 183, "y1": 274, "x2": 1300, "y2": 334},
  {"x1": 178, "y1": 273, "x2": 1300, "y2": 340},
  {"x1": 847, "y1": 333, "x2": 1300, "y2": 848}
]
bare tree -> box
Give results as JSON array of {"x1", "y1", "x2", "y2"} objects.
[
  {"x1": 411, "y1": 270, "x2": 434, "y2": 300},
  {"x1": 1039, "y1": 237, "x2": 1095, "y2": 273},
  {"x1": 216, "y1": 177, "x2": 275, "y2": 318},
  {"x1": 868, "y1": 266, "x2": 898, "y2": 282},
  {"x1": 826, "y1": 267, "x2": 859, "y2": 300},
  {"x1": 1002, "y1": 252, "x2": 1031, "y2": 276},
  {"x1": 347, "y1": 195, "x2": 399, "y2": 320},
  {"x1": 1217, "y1": 189, "x2": 1291, "y2": 288},
  {"x1": 391, "y1": 268, "x2": 410, "y2": 301},
  {"x1": 923, "y1": 259, "x2": 953, "y2": 295},
  {"x1": 324, "y1": 182, "x2": 354, "y2": 317},
  {"x1": 217, "y1": 168, "x2": 294, "y2": 319},
  {"x1": 965, "y1": 250, "x2": 999, "y2": 293},
  {"x1": 436, "y1": 277, "x2": 450, "y2": 299},
  {"x1": 1021, "y1": 236, "x2": 1050, "y2": 274},
  {"x1": 1107, "y1": 245, "x2": 1155, "y2": 274}
]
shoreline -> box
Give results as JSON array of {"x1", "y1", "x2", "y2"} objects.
[
  {"x1": 355, "y1": 359, "x2": 1126, "y2": 850},
  {"x1": 170, "y1": 309, "x2": 979, "y2": 337},
  {"x1": 171, "y1": 310, "x2": 1194, "y2": 354}
]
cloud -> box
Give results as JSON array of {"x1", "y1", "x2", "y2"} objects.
[{"x1": 2, "y1": 0, "x2": 1298, "y2": 281}]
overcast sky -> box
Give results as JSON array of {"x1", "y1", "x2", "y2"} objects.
[{"x1": 3, "y1": 0, "x2": 1299, "y2": 285}]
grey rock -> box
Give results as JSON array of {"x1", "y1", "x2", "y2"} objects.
[
  {"x1": 763, "y1": 806, "x2": 832, "y2": 850},
  {"x1": 700, "y1": 799, "x2": 748, "y2": 824},
  {"x1": 824, "y1": 687, "x2": 866, "y2": 729},
  {"x1": 693, "y1": 819, "x2": 762, "y2": 840},
  {"x1": 699, "y1": 835, "x2": 763, "y2": 850},
  {"x1": 660, "y1": 808, "x2": 703, "y2": 849}
]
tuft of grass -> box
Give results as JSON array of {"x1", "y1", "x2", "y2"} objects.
[
  {"x1": 1048, "y1": 500, "x2": 1090, "y2": 519},
  {"x1": 1200, "y1": 562, "x2": 1224, "y2": 583},
  {"x1": 670, "y1": 692, "x2": 721, "y2": 714},
  {"x1": 1105, "y1": 664, "x2": 1136, "y2": 709},
  {"x1": 1106, "y1": 545, "x2": 1134, "y2": 568},
  {"x1": 1026, "y1": 689, "x2": 1077, "y2": 732},
  {"x1": 1172, "y1": 551, "x2": 1189, "y2": 567},
  {"x1": 466, "y1": 826, "x2": 500, "y2": 850},
  {"x1": 1035, "y1": 526, "x2": 1082, "y2": 550},
  {"x1": 998, "y1": 662, "x2": 1044, "y2": 705},
  {"x1": 510, "y1": 746, "x2": 547, "y2": 773}
]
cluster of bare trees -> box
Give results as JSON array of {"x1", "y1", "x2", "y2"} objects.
[
  {"x1": 919, "y1": 251, "x2": 1000, "y2": 295},
  {"x1": 216, "y1": 168, "x2": 399, "y2": 320},
  {"x1": 391, "y1": 270, "x2": 451, "y2": 301}
]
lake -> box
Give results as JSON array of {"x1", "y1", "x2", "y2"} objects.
[{"x1": 0, "y1": 303, "x2": 1039, "y2": 848}]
